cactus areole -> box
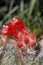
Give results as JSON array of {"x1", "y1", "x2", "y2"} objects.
[{"x1": 2, "y1": 17, "x2": 37, "y2": 49}]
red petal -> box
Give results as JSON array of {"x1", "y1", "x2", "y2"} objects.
[
  {"x1": 11, "y1": 17, "x2": 28, "y2": 34},
  {"x1": 28, "y1": 33, "x2": 36, "y2": 41},
  {"x1": 30, "y1": 42, "x2": 36, "y2": 47},
  {"x1": 24, "y1": 37, "x2": 29, "y2": 44},
  {"x1": 2, "y1": 24, "x2": 19, "y2": 39},
  {"x1": 17, "y1": 41, "x2": 23, "y2": 48},
  {"x1": 2, "y1": 24, "x2": 9, "y2": 34}
]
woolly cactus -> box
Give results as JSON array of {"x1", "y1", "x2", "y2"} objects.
[{"x1": 0, "y1": 42, "x2": 43, "y2": 65}]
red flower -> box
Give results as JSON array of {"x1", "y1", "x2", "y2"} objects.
[
  {"x1": 2, "y1": 18, "x2": 37, "y2": 48},
  {"x1": 28, "y1": 33, "x2": 36, "y2": 42},
  {"x1": 30, "y1": 42, "x2": 36, "y2": 47},
  {"x1": 2, "y1": 24, "x2": 19, "y2": 38},
  {"x1": 11, "y1": 17, "x2": 29, "y2": 34},
  {"x1": 24, "y1": 37, "x2": 29, "y2": 44},
  {"x1": 2, "y1": 24, "x2": 9, "y2": 35},
  {"x1": 17, "y1": 41, "x2": 23, "y2": 48}
]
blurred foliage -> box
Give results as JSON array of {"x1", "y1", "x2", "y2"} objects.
[{"x1": 0, "y1": 0, "x2": 43, "y2": 36}]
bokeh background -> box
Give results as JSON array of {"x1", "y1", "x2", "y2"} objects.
[{"x1": 0, "y1": 0, "x2": 43, "y2": 36}]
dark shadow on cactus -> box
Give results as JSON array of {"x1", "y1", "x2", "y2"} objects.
[{"x1": 34, "y1": 44, "x2": 41, "y2": 59}]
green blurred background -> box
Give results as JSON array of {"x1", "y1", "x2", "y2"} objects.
[{"x1": 0, "y1": 0, "x2": 43, "y2": 36}]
